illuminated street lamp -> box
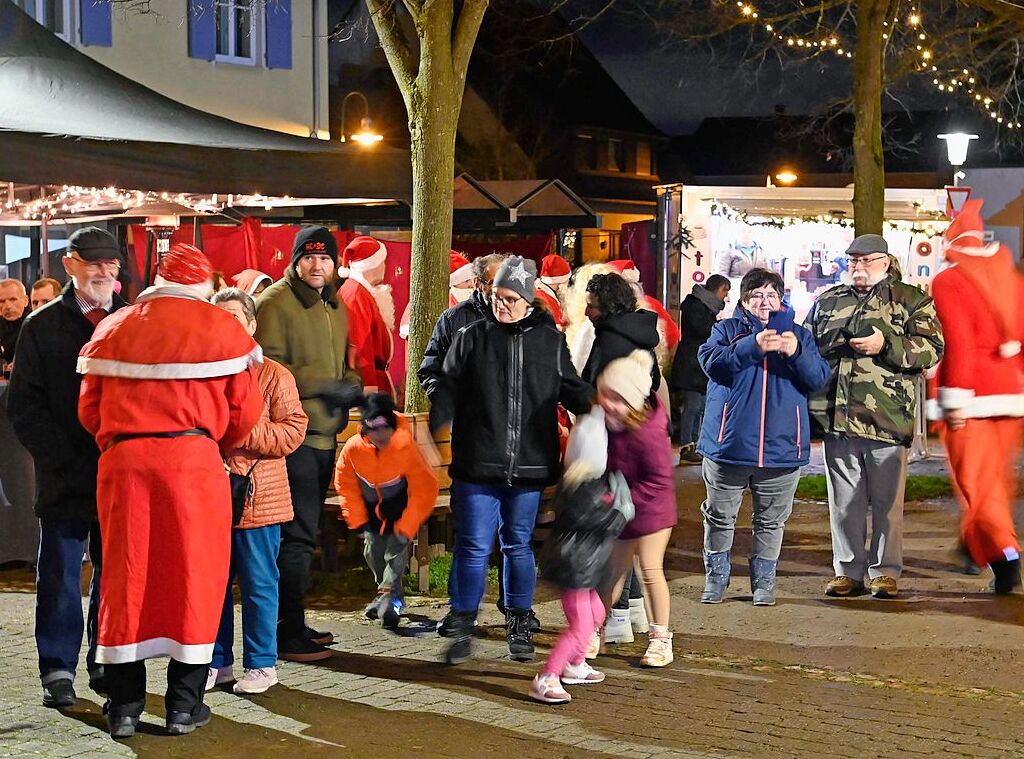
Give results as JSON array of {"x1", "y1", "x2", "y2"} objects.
[
  {"x1": 340, "y1": 91, "x2": 384, "y2": 145},
  {"x1": 938, "y1": 132, "x2": 978, "y2": 186},
  {"x1": 775, "y1": 170, "x2": 799, "y2": 185}
]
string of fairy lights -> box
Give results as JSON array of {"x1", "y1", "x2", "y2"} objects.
[
  {"x1": 733, "y1": 2, "x2": 1023, "y2": 129},
  {"x1": 710, "y1": 200, "x2": 947, "y2": 236}
]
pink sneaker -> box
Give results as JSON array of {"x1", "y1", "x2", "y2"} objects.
[
  {"x1": 529, "y1": 673, "x2": 571, "y2": 704},
  {"x1": 560, "y1": 661, "x2": 605, "y2": 685}
]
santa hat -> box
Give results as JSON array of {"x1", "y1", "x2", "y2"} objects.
[
  {"x1": 339, "y1": 235, "x2": 387, "y2": 278},
  {"x1": 449, "y1": 251, "x2": 474, "y2": 287},
  {"x1": 540, "y1": 254, "x2": 571, "y2": 286},
  {"x1": 597, "y1": 350, "x2": 654, "y2": 410},
  {"x1": 607, "y1": 258, "x2": 640, "y2": 283},
  {"x1": 155, "y1": 243, "x2": 214, "y2": 299},
  {"x1": 942, "y1": 198, "x2": 1021, "y2": 358}
]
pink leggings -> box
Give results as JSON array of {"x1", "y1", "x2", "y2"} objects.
[{"x1": 543, "y1": 589, "x2": 605, "y2": 676}]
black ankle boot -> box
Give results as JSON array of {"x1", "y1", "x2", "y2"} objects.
[
  {"x1": 444, "y1": 611, "x2": 475, "y2": 665},
  {"x1": 505, "y1": 608, "x2": 535, "y2": 662},
  {"x1": 991, "y1": 558, "x2": 1021, "y2": 594}
]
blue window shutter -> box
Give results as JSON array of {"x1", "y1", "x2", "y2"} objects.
[
  {"x1": 187, "y1": 0, "x2": 216, "y2": 61},
  {"x1": 265, "y1": 0, "x2": 292, "y2": 69},
  {"x1": 79, "y1": 1, "x2": 112, "y2": 47}
]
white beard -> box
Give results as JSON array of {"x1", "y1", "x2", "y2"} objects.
[
  {"x1": 841, "y1": 270, "x2": 887, "y2": 288},
  {"x1": 369, "y1": 282, "x2": 396, "y2": 331},
  {"x1": 73, "y1": 276, "x2": 115, "y2": 309}
]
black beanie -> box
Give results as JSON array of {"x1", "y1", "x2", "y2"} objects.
[
  {"x1": 292, "y1": 225, "x2": 339, "y2": 267},
  {"x1": 361, "y1": 392, "x2": 398, "y2": 432}
]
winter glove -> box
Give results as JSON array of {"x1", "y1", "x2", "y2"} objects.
[
  {"x1": 315, "y1": 380, "x2": 364, "y2": 417},
  {"x1": 608, "y1": 471, "x2": 635, "y2": 523}
]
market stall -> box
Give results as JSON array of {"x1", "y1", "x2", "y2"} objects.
[{"x1": 656, "y1": 185, "x2": 950, "y2": 322}]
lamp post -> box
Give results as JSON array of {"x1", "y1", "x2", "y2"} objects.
[
  {"x1": 339, "y1": 91, "x2": 384, "y2": 145},
  {"x1": 937, "y1": 132, "x2": 978, "y2": 186}
]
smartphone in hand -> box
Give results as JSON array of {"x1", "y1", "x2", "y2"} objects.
[{"x1": 766, "y1": 309, "x2": 795, "y2": 334}]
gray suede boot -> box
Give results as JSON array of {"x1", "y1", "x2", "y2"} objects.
[
  {"x1": 749, "y1": 557, "x2": 778, "y2": 606},
  {"x1": 701, "y1": 550, "x2": 731, "y2": 603}
]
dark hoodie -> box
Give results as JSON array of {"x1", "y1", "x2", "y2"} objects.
[{"x1": 581, "y1": 309, "x2": 661, "y2": 390}]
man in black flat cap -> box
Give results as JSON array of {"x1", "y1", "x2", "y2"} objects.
[{"x1": 7, "y1": 226, "x2": 128, "y2": 708}]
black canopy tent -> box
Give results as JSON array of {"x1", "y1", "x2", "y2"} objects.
[{"x1": 0, "y1": 3, "x2": 411, "y2": 200}]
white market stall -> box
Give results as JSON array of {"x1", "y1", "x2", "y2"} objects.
[{"x1": 656, "y1": 184, "x2": 949, "y2": 322}]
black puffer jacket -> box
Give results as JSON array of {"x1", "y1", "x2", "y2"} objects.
[
  {"x1": 436, "y1": 307, "x2": 593, "y2": 487},
  {"x1": 669, "y1": 289, "x2": 722, "y2": 395},
  {"x1": 540, "y1": 476, "x2": 631, "y2": 589},
  {"x1": 581, "y1": 309, "x2": 661, "y2": 390},
  {"x1": 7, "y1": 283, "x2": 128, "y2": 520},
  {"x1": 417, "y1": 291, "x2": 489, "y2": 413}
]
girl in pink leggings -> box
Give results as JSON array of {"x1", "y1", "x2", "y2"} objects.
[{"x1": 531, "y1": 409, "x2": 634, "y2": 704}]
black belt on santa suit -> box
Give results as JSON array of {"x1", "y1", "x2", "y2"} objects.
[
  {"x1": 374, "y1": 358, "x2": 389, "y2": 371},
  {"x1": 105, "y1": 428, "x2": 211, "y2": 451}
]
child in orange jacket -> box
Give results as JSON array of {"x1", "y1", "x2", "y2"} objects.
[{"x1": 335, "y1": 393, "x2": 439, "y2": 629}]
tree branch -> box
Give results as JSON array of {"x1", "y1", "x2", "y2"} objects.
[
  {"x1": 365, "y1": 0, "x2": 418, "y2": 90},
  {"x1": 452, "y1": 0, "x2": 489, "y2": 82}
]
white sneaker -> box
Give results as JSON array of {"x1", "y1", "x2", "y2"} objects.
[
  {"x1": 584, "y1": 629, "x2": 603, "y2": 660},
  {"x1": 560, "y1": 660, "x2": 605, "y2": 685},
  {"x1": 529, "y1": 673, "x2": 571, "y2": 704},
  {"x1": 629, "y1": 597, "x2": 650, "y2": 633},
  {"x1": 205, "y1": 666, "x2": 233, "y2": 692},
  {"x1": 603, "y1": 609, "x2": 634, "y2": 644},
  {"x1": 640, "y1": 633, "x2": 674, "y2": 668},
  {"x1": 232, "y1": 667, "x2": 279, "y2": 695}
]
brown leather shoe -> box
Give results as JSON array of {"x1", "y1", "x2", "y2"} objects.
[
  {"x1": 825, "y1": 575, "x2": 865, "y2": 597},
  {"x1": 869, "y1": 576, "x2": 898, "y2": 599}
]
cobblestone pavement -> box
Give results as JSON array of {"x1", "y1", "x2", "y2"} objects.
[{"x1": 3, "y1": 467, "x2": 1024, "y2": 757}]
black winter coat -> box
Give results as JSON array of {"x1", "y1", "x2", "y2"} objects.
[
  {"x1": 540, "y1": 478, "x2": 629, "y2": 589},
  {"x1": 7, "y1": 284, "x2": 128, "y2": 521},
  {"x1": 437, "y1": 307, "x2": 593, "y2": 487},
  {"x1": 581, "y1": 309, "x2": 661, "y2": 391},
  {"x1": 670, "y1": 291, "x2": 721, "y2": 395}
]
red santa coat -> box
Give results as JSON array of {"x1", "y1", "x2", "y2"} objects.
[
  {"x1": 78, "y1": 288, "x2": 262, "y2": 664},
  {"x1": 644, "y1": 295, "x2": 680, "y2": 352},
  {"x1": 931, "y1": 249, "x2": 1024, "y2": 418},
  {"x1": 340, "y1": 276, "x2": 394, "y2": 395},
  {"x1": 536, "y1": 282, "x2": 565, "y2": 328}
]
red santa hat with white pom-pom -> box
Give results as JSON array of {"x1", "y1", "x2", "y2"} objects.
[
  {"x1": 449, "y1": 251, "x2": 474, "y2": 287},
  {"x1": 339, "y1": 235, "x2": 388, "y2": 278},
  {"x1": 606, "y1": 258, "x2": 640, "y2": 283},
  {"x1": 942, "y1": 199, "x2": 1021, "y2": 358},
  {"x1": 155, "y1": 243, "x2": 214, "y2": 300},
  {"x1": 540, "y1": 254, "x2": 571, "y2": 286}
]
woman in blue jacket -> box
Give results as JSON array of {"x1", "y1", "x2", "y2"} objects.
[{"x1": 696, "y1": 269, "x2": 830, "y2": 606}]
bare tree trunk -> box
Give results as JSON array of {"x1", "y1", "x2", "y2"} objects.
[{"x1": 852, "y1": 0, "x2": 886, "y2": 236}]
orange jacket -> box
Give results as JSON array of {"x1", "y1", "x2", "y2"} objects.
[{"x1": 334, "y1": 416, "x2": 439, "y2": 539}]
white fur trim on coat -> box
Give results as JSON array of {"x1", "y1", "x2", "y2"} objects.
[
  {"x1": 77, "y1": 345, "x2": 263, "y2": 379},
  {"x1": 1000, "y1": 341, "x2": 1022, "y2": 358},
  {"x1": 937, "y1": 386, "x2": 975, "y2": 410},
  {"x1": 931, "y1": 389, "x2": 1024, "y2": 419},
  {"x1": 541, "y1": 273, "x2": 570, "y2": 286},
  {"x1": 96, "y1": 638, "x2": 214, "y2": 665}
]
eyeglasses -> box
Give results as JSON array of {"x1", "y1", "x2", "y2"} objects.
[
  {"x1": 848, "y1": 255, "x2": 888, "y2": 269},
  {"x1": 68, "y1": 255, "x2": 121, "y2": 272},
  {"x1": 746, "y1": 292, "x2": 781, "y2": 303},
  {"x1": 493, "y1": 293, "x2": 524, "y2": 309}
]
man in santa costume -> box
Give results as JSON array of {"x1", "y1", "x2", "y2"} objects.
[
  {"x1": 931, "y1": 199, "x2": 1024, "y2": 593},
  {"x1": 340, "y1": 235, "x2": 395, "y2": 394},
  {"x1": 78, "y1": 243, "x2": 262, "y2": 738},
  {"x1": 606, "y1": 258, "x2": 681, "y2": 355},
  {"x1": 537, "y1": 254, "x2": 569, "y2": 327},
  {"x1": 399, "y1": 251, "x2": 476, "y2": 339}
]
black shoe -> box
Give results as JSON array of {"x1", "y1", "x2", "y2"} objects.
[
  {"x1": 505, "y1": 608, "x2": 535, "y2": 662},
  {"x1": 107, "y1": 713, "x2": 139, "y2": 739},
  {"x1": 279, "y1": 637, "x2": 333, "y2": 663},
  {"x1": 42, "y1": 678, "x2": 76, "y2": 708},
  {"x1": 364, "y1": 593, "x2": 386, "y2": 621},
  {"x1": 381, "y1": 597, "x2": 403, "y2": 631},
  {"x1": 990, "y1": 558, "x2": 1022, "y2": 594},
  {"x1": 443, "y1": 611, "x2": 475, "y2": 665},
  {"x1": 437, "y1": 609, "x2": 475, "y2": 638},
  {"x1": 166, "y1": 703, "x2": 212, "y2": 736},
  {"x1": 527, "y1": 610, "x2": 541, "y2": 634},
  {"x1": 303, "y1": 625, "x2": 335, "y2": 646}
]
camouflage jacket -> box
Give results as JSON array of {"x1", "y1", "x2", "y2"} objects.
[{"x1": 804, "y1": 263, "x2": 944, "y2": 446}]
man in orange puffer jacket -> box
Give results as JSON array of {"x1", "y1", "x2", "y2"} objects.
[{"x1": 335, "y1": 393, "x2": 439, "y2": 629}]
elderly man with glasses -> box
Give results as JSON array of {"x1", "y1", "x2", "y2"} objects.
[
  {"x1": 7, "y1": 227, "x2": 128, "y2": 708},
  {"x1": 805, "y1": 234, "x2": 943, "y2": 600}
]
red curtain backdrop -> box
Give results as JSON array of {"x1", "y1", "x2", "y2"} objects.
[
  {"x1": 620, "y1": 220, "x2": 657, "y2": 298},
  {"x1": 453, "y1": 233, "x2": 554, "y2": 267}
]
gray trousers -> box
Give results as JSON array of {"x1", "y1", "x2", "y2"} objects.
[
  {"x1": 823, "y1": 435, "x2": 908, "y2": 580},
  {"x1": 701, "y1": 459, "x2": 801, "y2": 561},
  {"x1": 363, "y1": 532, "x2": 410, "y2": 600}
]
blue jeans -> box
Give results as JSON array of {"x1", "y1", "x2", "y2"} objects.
[
  {"x1": 36, "y1": 518, "x2": 101, "y2": 685},
  {"x1": 679, "y1": 391, "x2": 706, "y2": 446},
  {"x1": 449, "y1": 480, "x2": 541, "y2": 613},
  {"x1": 212, "y1": 524, "x2": 281, "y2": 670}
]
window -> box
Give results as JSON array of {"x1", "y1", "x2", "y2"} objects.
[
  {"x1": 606, "y1": 138, "x2": 624, "y2": 172},
  {"x1": 13, "y1": 0, "x2": 70, "y2": 40},
  {"x1": 636, "y1": 141, "x2": 652, "y2": 176},
  {"x1": 575, "y1": 134, "x2": 598, "y2": 172},
  {"x1": 216, "y1": 0, "x2": 256, "y2": 64}
]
